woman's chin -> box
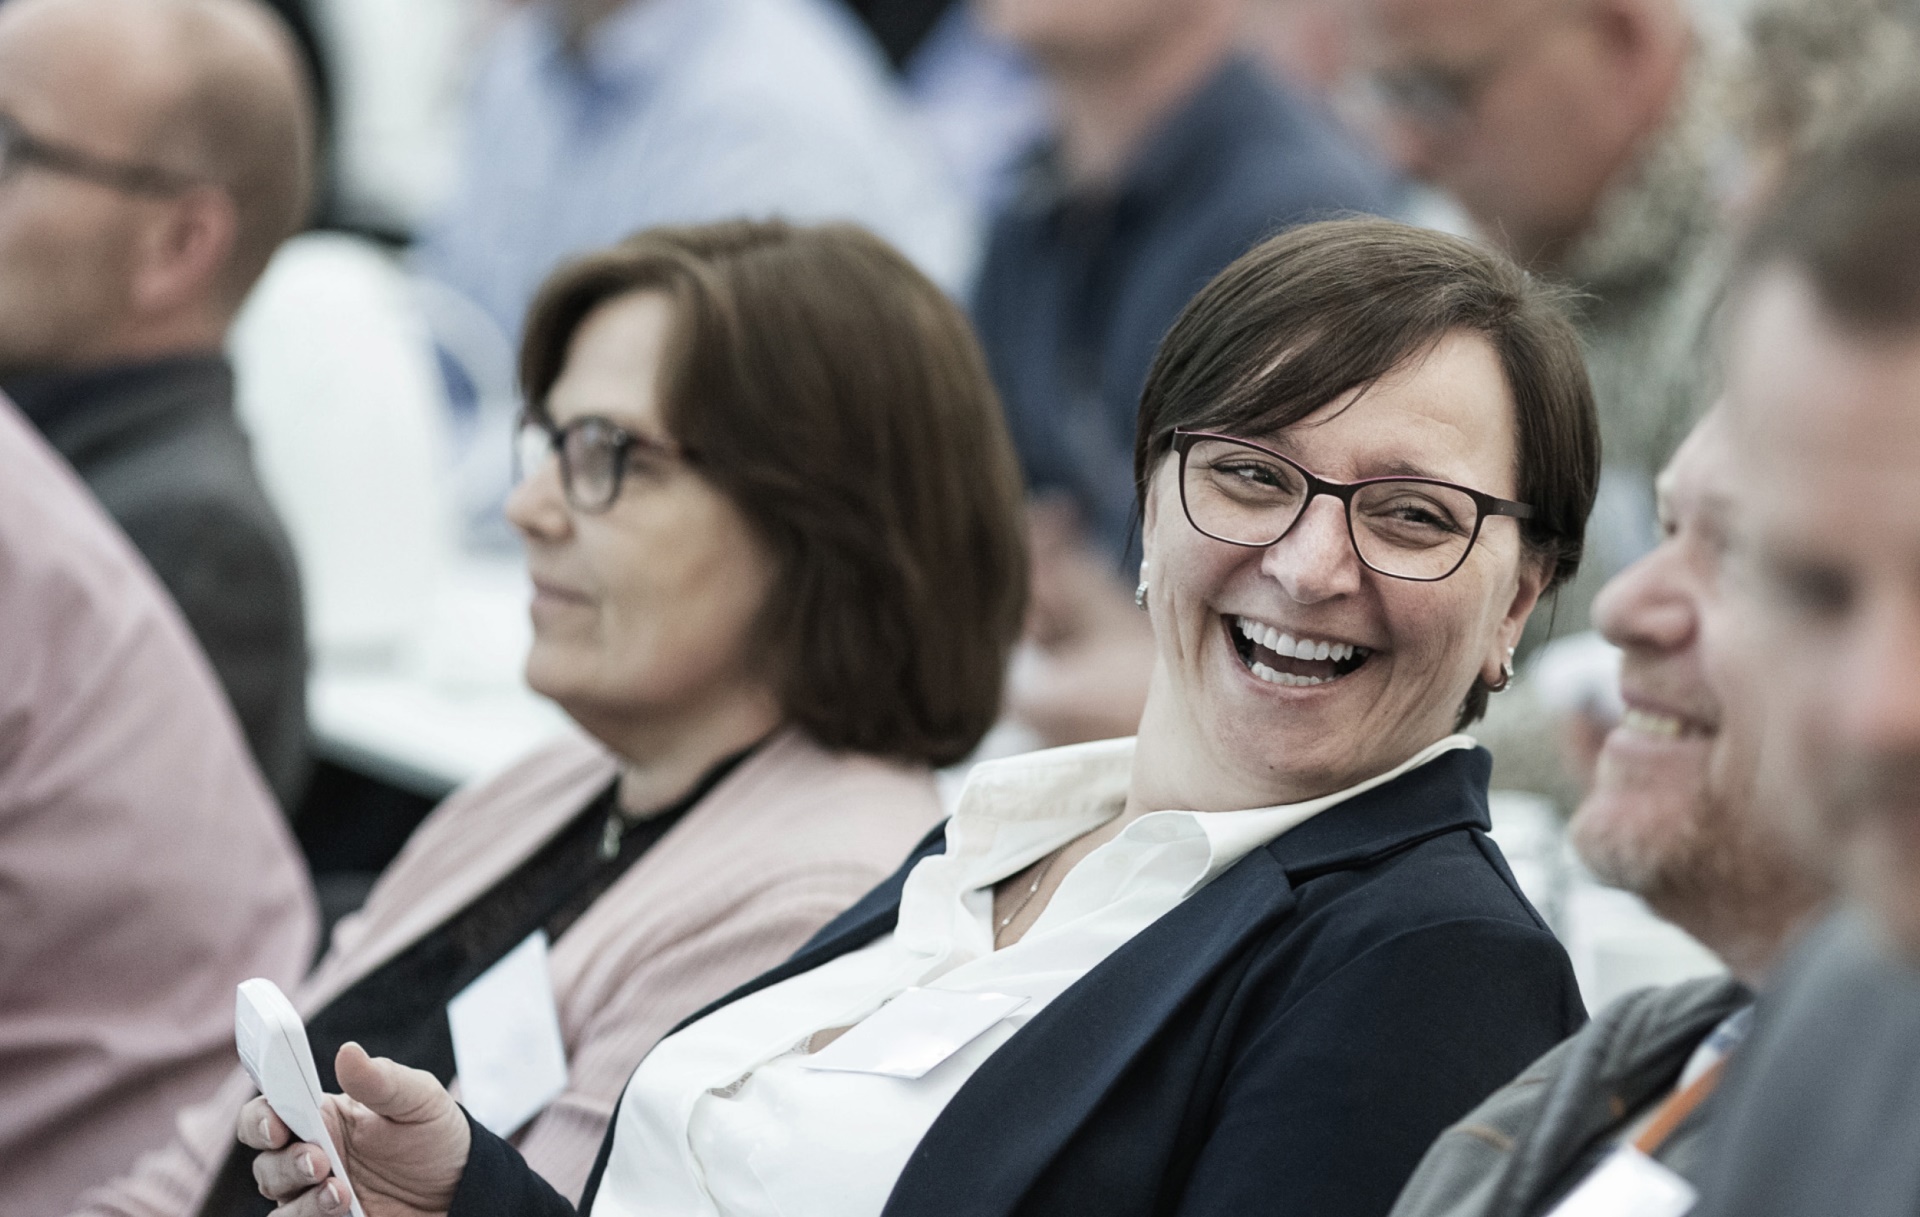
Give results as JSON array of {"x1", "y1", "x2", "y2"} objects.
[{"x1": 523, "y1": 647, "x2": 604, "y2": 708}]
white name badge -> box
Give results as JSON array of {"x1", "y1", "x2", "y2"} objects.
[
  {"x1": 797, "y1": 988, "x2": 1028, "y2": 1080},
  {"x1": 447, "y1": 931, "x2": 570, "y2": 1137},
  {"x1": 1544, "y1": 1146, "x2": 1698, "y2": 1217}
]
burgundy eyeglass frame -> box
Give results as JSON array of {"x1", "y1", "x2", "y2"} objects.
[{"x1": 1171, "y1": 429, "x2": 1536, "y2": 583}]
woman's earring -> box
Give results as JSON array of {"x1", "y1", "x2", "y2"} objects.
[
  {"x1": 1487, "y1": 647, "x2": 1516, "y2": 694},
  {"x1": 1134, "y1": 581, "x2": 1150, "y2": 611}
]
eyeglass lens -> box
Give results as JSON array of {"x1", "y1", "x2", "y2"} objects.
[
  {"x1": 1181, "y1": 437, "x2": 1483, "y2": 581},
  {"x1": 514, "y1": 418, "x2": 624, "y2": 512}
]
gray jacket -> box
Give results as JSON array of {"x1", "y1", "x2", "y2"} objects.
[
  {"x1": 6, "y1": 355, "x2": 308, "y2": 808},
  {"x1": 1693, "y1": 909, "x2": 1920, "y2": 1217},
  {"x1": 1391, "y1": 975, "x2": 1750, "y2": 1217}
]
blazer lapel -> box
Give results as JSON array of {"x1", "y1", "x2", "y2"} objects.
[
  {"x1": 882, "y1": 847, "x2": 1300, "y2": 1217},
  {"x1": 1262, "y1": 746, "x2": 1492, "y2": 880}
]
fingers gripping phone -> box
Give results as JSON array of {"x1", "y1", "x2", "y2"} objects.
[{"x1": 235, "y1": 978, "x2": 367, "y2": 1217}]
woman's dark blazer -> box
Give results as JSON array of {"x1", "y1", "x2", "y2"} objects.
[{"x1": 453, "y1": 746, "x2": 1586, "y2": 1217}]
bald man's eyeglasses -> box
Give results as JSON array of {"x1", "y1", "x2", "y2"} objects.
[{"x1": 0, "y1": 112, "x2": 199, "y2": 196}]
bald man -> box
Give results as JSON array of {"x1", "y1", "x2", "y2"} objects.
[{"x1": 0, "y1": 0, "x2": 313, "y2": 807}]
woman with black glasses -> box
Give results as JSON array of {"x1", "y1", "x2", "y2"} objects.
[
  {"x1": 244, "y1": 218, "x2": 1597, "y2": 1217},
  {"x1": 90, "y1": 219, "x2": 1026, "y2": 1217}
]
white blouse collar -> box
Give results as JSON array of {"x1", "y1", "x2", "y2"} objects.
[{"x1": 943, "y1": 733, "x2": 1478, "y2": 893}]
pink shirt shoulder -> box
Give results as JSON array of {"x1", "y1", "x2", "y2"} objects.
[{"x1": 0, "y1": 399, "x2": 317, "y2": 1217}]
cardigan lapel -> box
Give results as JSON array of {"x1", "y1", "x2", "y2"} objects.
[{"x1": 304, "y1": 742, "x2": 617, "y2": 1008}]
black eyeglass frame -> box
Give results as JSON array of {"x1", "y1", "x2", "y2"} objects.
[
  {"x1": 0, "y1": 112, "x2": 201, "y2": 197},
  {"x1": 1172, "y1": 429, "x2": 1536, "y2": 583},
  {"x1": 515, "y1": 412, "x2": 697, "y2": 514}
]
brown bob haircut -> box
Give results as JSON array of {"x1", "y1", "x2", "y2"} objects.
[
  {"x1": 520, "y1": 220, "x2": 1029, "y2": 767},
  {"x1": 1134, "y1": 218, "x2": 1600, "y2": 725}
]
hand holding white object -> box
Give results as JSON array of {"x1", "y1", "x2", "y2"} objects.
[{"x1": 238, "y1": 1042, "x2": 471, "y2": 1217}]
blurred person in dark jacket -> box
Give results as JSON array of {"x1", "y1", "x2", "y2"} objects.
[
  {"x1": 972, "y1": 0, "x2": 1399, "y2": 747},
  {"x1": 0, "y1": 0, "x2": 313, "y2": 807},
  {"x1": 1389, "y1": 409, "x2": 1829, "y2": 1217}
]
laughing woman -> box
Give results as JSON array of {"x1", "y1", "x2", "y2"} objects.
[{"x1": 243, "y1": 218, "x2": 1598, "y2": 1217}]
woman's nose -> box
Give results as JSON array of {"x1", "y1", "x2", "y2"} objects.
[
  {"x1": 1261, "y1": 495, "x2": 1363, "y2": 602},
  {"x1": 505, "y1": 458, "x2": 573, "y2": 542}
]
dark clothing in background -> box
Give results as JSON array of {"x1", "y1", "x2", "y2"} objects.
[
  {"x1": 838, "y1": 0, "x2": 954, "y2": 68},
  {"x1": 255, "y1": 0, "x2": 335, "y2": 225},
  {"x1": 971, "y1": 58, "x2": 1399, "y2": 564},
  {"x1": 5, "y1": 355, "x2": 309, "y2": 807},
  {"x1": 199, "y1": 748, "x2": 749, "y2": 1217},
  {"x1": 1390, "y1": 976, "x2": 1750, "y2": 1217},
  {"x1": 1692, "y1": 909, "x2": 1920, "y2": 1217},
  {"x1": 257, "y1": 0, "x2": 329, "y2": 142},
  {"x1": 450, "y1": 746, "x2": 1586, "y2": 1217}
]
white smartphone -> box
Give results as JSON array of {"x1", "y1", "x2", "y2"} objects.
[{"x1": 235, "y1": 978, "x2": 366, "y2": 1217}]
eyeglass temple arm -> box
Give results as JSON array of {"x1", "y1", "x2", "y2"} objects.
[{"x1": 12, "y1": 130, "x2": 194, "y2": 195}]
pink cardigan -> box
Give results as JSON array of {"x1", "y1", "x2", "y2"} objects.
[
  {"x1": 76, "y1": 728, "x2": 942, "y2": 1214},
  {"x1": 0, "y1": 400, "x2": 317, "y2": 1217}
]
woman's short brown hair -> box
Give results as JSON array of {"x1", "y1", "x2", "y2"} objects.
[
  {"x1": 1134, "y1": 218, "x2": 1600, "y2": 725},
  {"x1": 520, "y1": 220, "x2": 1028, "y2": 767}
]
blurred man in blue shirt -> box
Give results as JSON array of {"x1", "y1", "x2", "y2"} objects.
[{"x1": 415, "y1": 0, "x2": 975, "y2": 347}]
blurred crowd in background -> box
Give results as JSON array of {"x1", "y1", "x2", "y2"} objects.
[{"x1": 9, "y1": 0, "x2": 1920, "y2": 1214}]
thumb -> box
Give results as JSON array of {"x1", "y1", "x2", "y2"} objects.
[{"x1": 335, "y1": 1042, "x2": 450, "y2": 1124}]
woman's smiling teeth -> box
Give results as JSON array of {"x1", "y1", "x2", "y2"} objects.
[
  {"x1": 1229, "y1": 616, "x2": 1372, "y2": 687},
  {"x1": 1235, "y1": 617, "x2": 1360, "y2": 662}
]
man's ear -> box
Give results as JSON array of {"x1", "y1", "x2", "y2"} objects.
[{"x1": 128, "y1": 185, "x2": 237, "y2": 318}]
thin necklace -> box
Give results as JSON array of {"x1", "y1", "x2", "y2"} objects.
[{"x1": 995, "y1": 850, "x2": 1062, "y2": 947}]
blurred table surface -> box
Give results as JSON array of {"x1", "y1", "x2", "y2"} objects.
[{"x1": 307, "y1": 556, "x2": 574, "y2": 799}]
